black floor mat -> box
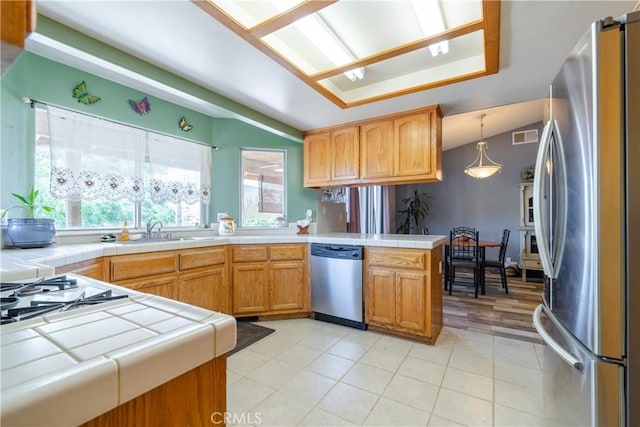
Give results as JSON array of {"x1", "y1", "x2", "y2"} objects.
[{"x1": 228, "y1": 321, "x2": 275, "y2": 356}]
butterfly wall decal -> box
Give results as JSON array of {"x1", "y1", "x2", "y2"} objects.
[
  {"x1": 128, "y1": 97, "x2": 151, "y2": 115},
  {"x1": 179, "y1": 116, "x2": 193, "y2": 132},
  {"x1": 72, "y1": 81, "x2": 101, "y2": 105}
]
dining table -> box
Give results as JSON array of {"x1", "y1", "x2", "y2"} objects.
[{"x1": 444, "y1": 238, "x2": 502, "y2": 295}]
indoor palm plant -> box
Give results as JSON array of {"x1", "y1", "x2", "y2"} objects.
[
  {"x1": 396, "y1": 190, "x2": 433, "y2": 234},
  {"x1": 2, "y1": 186, "x2": 56, "y2": 248}
]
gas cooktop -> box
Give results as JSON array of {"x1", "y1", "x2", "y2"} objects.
[{"x1": 0, "y1": 275, "x2": 130, "y2": 325}]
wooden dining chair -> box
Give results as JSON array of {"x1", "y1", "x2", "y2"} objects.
[
  {"x1": 448, "y1": 228, "x2": 481, "y2": 297},
  {"x1": 484, "y1": 229, "x2": 510, "y2": 294}
]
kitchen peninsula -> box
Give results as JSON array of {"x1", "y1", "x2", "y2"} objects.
[{"x1": 0, "y1": 232, "x2": 446, "y2": 425}]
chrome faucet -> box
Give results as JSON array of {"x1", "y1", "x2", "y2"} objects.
[{"x1": 146, "y1": 220, "x2": 163, "y2": 238}]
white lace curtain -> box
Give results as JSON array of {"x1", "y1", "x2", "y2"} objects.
[
  {"x1": 147, "y1": 133, "x2": 211, "y2": 204},
  {"x1": 46, "y1": 105, "x2": 211, "y2": 204}
]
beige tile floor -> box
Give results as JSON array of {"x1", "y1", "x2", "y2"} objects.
[{"x1": 227, "y1": 318, "x2": 560, "y2": 426}]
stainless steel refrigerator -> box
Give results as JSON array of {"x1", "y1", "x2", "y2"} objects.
[{"x1": 532, "y1": 10, "x2": 638, "y2": 427}]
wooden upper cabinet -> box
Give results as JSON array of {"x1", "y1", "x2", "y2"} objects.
[
  {"x1": 395, "y1": 112, "x2": 431, "y2": 177},
  {"x1": 304, "y1": 126, "x2": 359, "y2": 187},
  {"x1": 1, "y1": 1, "x2": 34, "y2": 74},
  {"x1": 303, "y1": 131, "x2": 332, "y2": 187},
  {"x1": 1, "y1": 1, "x2": 33, "y2": 47},
  {"x1": 303, "y1": 105, "x2": 442, "y2": 188},
  {"x1": 360, "y1": 120, "x2": 395, "y2": 179},
  {"x1": 332, "y1": 126, "x2": 359, "y2": 182}
]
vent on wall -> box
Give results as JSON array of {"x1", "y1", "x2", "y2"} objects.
[{"x1": 512, "y1": 129, "x2": 539, "y2": 145}]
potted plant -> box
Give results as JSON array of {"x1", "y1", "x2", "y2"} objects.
[
  {"x1": 2, "y1": 186, "x2": 56, "y2": 248},
  {"x1": 396, "y1": 190, "x2": 433, "y2": 234}
]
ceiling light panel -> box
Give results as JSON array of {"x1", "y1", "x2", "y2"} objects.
[
  {"x1": 201, "y1": 0, "x2": 498, "y2": 108},
  {"x1": 318, "y1": 30, "x2": 485, "y2": 103},
  {"x1": 440, "y1": 1, "x2": 483, "y2": 28},
  {"x1": 212, "y1": 0, "x2": 304, "y2": 28},
  {"x1": 317, "y1": 1, "x2": 425, "y2": 58}
]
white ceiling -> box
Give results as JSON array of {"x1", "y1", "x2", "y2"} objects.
[{"x1": 32, "y1": 0, "x2": 637, "y2": 149}]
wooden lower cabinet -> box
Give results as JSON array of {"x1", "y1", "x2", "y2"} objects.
[
  {"x1": 396, "y1": 271, "x2": 426, "y2": 332},
  {"x1": 366, "y1": 268, "x2": 426, "y2": 333},
  {"x1": 106, "y1": 247, "x2": 230, "y2": 312},
  {"x1": 232, "y1": 262, "x2": 269, "y2": 314},
  {"x1": 179, "y1": 247, "x2": 229, "y2": 314},
  {"x1": 366, "y1": 268, "x2": 396, "y2": 326},
  {"x1": 82, "y1": 355, "x2": 226, "y2": 427},
  {"x1": 365, "y1": 247, "x2": 442, "y2": 343},
  {"x1": 231, "y1": 244, "x2": 308, "y2": 316},
  {"x1": 116, "y1": 274, "x2": 179, "y2": 300},
  {"x1": 269, "y1": 261, "x2": 305, "y2": 311},
  {"x1": 179, "y1": 266, "x2": 227, "y2": 313}
]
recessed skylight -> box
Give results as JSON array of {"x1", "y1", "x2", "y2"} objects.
[{"x1": 196, "y1": 0, "x2": 500, "y2": 108}]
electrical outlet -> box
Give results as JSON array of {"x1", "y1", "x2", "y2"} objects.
[{"x1": 506, "y1": 257, "x2": 512, "y2": 263}]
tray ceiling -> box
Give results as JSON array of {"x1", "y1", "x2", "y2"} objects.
[{"x1": 196, "y1": 0, "x2": 500, "y2": 108}]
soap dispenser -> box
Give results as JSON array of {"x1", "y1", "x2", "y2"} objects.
[{"x1": 120, "y1": 219, "x2": 130, "y2": 241}]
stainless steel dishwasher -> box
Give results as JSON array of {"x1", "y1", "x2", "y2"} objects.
[{"x1": 310, "y1": 243, "x2": 366, "y2": 330}]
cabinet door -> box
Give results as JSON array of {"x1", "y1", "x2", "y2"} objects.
[
  {"x1": 179, "y1": 266, "x2": 227, "y2": 313},
  {"x1": 395, "y1": 271, "x2": 426, "y2": 332},
  {"x1": 360, "y1": 120, "x2": 394, "y2": 179},
  {"x1": 117, "y1": 274, "x2": 179, "y2": 300},
  {"x1": 232, "y1": 262, "x2": 269, "y2": 315},
  {"x1": 269, "y1": 261, "x2": 306, "y2": 312},
  {"x1": 304, "y1": 131, "x2": 332, "y2": 187},
  {"x1": 395, "y1": 112, "x2": 432, "y2": 177},
  {"x1": 365, "y1": 267, "x2": 396, "y2": 327},
  {"x1": 332, "y1": 126, "x2": 359, "y2": 182}
]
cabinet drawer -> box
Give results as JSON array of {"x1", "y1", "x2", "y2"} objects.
[
  {"x1": 366, "y1": 247, "x2": 425, "y2": 269},
  {"x1": 232, "y1": 245, "x2": 268, "y2": 263},
  {"x1": 116, "y1": 274, "x2": 179, "y2": 300},
  {"x1": 270, "y1": 244, "x2": 305, "y2": 261},
  {"x1": 179, "y1": 247, "x2": 226, "y2": 270},
  {"x1": 110, "y1": 252, "x2": 177, "y2": 282}
]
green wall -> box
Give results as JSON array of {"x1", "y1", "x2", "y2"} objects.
[{"x1": 0, "y1": 52, "x2": 316, "y2": 226}]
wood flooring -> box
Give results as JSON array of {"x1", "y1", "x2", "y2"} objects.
[{"x1": 442, "y1": 271, "x2": 544, "y2": 344}]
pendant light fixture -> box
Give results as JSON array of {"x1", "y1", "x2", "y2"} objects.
[{"x1": 464, "y1": 114, "x2": 502, "y2": 179}]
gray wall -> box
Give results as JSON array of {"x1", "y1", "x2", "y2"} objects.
[{"x1": 396, "y1": 121, "x2": 543, "y2": 262}]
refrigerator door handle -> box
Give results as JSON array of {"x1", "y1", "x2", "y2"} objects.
[
  {"x1": 533, "y1": 304, "x2": 583, "y2": 370},
  {"x1": 533, "y1": 120, "x2": 555, "y2": 277}
]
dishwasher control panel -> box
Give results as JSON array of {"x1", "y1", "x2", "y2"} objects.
[{"x1": 310, "y1": 244, "x2": 364, "y2": 260}]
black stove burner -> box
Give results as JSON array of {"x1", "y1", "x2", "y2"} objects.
[
  {"x1": 16, "y1": 286, "x2": 44, "y2": 296},
  {"x1": 0, "y1": 275, "x2": 129, "y2": 325},
  {"x1": 0, "y1": 297, "x2": 20, "y2": 311},
  {"x1": 1, "y1": 276, "x2": 79, "y2": 297},
  {"x1": 1, "y1": 293, "x2": 129, "y2": 325}
]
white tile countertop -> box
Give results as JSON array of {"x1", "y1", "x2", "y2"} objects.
[
  {"x1": 0, "y1": 276, "x2": 236, "y2": 426},
  {"x1": 0, "y1": 233, "x2": 446, "y2": 282}
]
